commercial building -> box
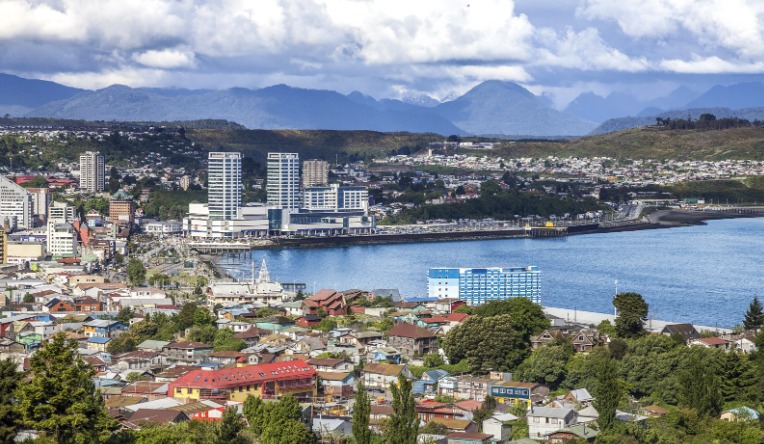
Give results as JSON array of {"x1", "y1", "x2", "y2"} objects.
[
  {"x1": 427, "y1": 266, "x2": 541, "y2": 305},
  {"x1": 0, "y1": 175, "x2": 34, "y2": 230},
  {"x1": 168, "y1": 360, "x2": 316, "y2": 402},
  {"x1": 267, "y1": 153, "x2": 300, "y2": 211},
  {"x1": 0, "y1": 230, "x2": 6, "y2": 264},
  {"x1": 26, "y1": 187, "x2": 50, "y2": 225},
  {"x1": 208, "y1": 152, "x2": 241, "y2": 221},
  {"x1": 48, "y1": 224, "x2": 78, "y2": 256},
  {"x1": 79, "y1": 151, "x2": 105, "y2": 192},
  {"x1": 302, "y1": 159, "x2": 329, "y2": 187},
  {"x1": 303, "y1": 184, "x2": 368, "y2": 212}
]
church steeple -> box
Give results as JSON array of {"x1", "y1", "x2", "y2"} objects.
[{"x1": 257, "y1": 257, "x2": 270, "y2": 284}]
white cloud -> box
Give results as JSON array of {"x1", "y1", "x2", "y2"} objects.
[
  {"x1": 534, "y1": 27, "x2": 649, "y2": 72},
  {"x1": 578, "y1": 0, "x2": 764, "y2": 57},
  {"x1": 133, "y1": 49, "x2": 196, "y2": 69},
  {"x1": 659, "y1": 56, "x2": 764, "y2": 74}
]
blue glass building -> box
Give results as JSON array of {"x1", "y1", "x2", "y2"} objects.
[{"x1": 427, "y1": 266, "x2": 541, "y2": 305}]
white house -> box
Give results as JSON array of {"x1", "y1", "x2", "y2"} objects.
[{"x1": 527, "y1": 407, "x2": 577, "y2": 440}]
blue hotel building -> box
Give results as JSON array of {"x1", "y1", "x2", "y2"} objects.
[{"x1": 427, "y1": 266, "x2": 541, "y2": 305}]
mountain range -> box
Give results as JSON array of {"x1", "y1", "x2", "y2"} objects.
[{"x1": 2, "y1": 72, "x2": 764, "y2": 137}]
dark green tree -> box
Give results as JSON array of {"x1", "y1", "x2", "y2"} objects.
[
  {"x1": 514, "y1": 344, "x2": 573, "y2": 387},
  {"x1": 15, "y1": 332, "x2": 117, "y2": 443},
  {"x1": 126, "y1": 258, "x2": 146, "y2": 286},
  {"x1": 678, "y1": 352, "x2": 722, "y2": 417},
  {"x1": 613, "y1": 292, "x2": 648, "y2": 338},
  {"x1": 213, "y1": 328, "x2": 246, "y2": 352},
  {"x1": 472, "y1": 297, "x2": 549, "y2": 341},
  {"x1": 19, "y1": 175, "x2": 48, "y2": 188},
  {"x1": 242, "y1": 395, "x2": 265, "y2": 436},
  {"x1": 353, "y1": 381, "x2": 373, "y2": 444},
  {"x1": 386, "y1": 376, "x2": 418, "y2": 444},
  {"x1": 442, "y1": 314, "x2": 528, "y2": 372},
  {"x1": 743, "y1": 296, "x2": 764, "y2": 331},
  {"x1": 592, "y1": 351, "x2": 623, "y2": 431},
  {"x1": 216, "y1": 406, "x2": 247, "y2": 444},
  {"x1": 0, "y1": 359, "x2": 21, "y2": 443}
]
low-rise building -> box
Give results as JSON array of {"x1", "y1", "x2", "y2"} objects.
[
  {"x1": 527, "y1": 407, "x2": 577, "y2": 440},
  {"x1": 168, "y1": 360, "x2": 317, "y2": 402},
  {"x1": 386, "y1": 323, "x2": 438, "y2": 360}
]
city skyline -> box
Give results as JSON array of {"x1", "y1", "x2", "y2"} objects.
[{"x1": 1, "y1": 0, "x2": 763, "y2": 108}]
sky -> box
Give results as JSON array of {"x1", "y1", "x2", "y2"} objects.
[{"x1": 2, "y1": 0, "x2": 764, "y2": 108}]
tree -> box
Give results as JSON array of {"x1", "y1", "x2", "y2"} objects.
[
  {"x1": 15, "y1": 332, "x2": 117, "y2": 443},
  {"x1": 514, "y1": 344, "x2": 572, "y2": 388},
  {"x1": 472, "y1": 298, "x2": 549, "y2": 341},
  {"x1": 116, "y1": 307, "x2": 134, "y2": 324},
  {"x1": 127, "y1": 258, "x2": 146, "y2": 286},
  {"x1": 423, "y1": 353, "x2": 445, "y2": 368},
  {"x1": 743, "y1": 296, "x2": 764, "y2": 331},
  {"x1": 678, "y1": 351, "x2": 722, "y2": 417},
  {"x1": 442, "y1": 314, "x2": 528, "y2": 372},
  {"x1": 317, "y1": 317, "x2": 338, "y2": 332},
  {"x1": 386, "y1": 376, "x2": 418, "y2": 444},
  {"x1": 353, "y1": 381, "x2": 373, "y2": 444},
  {"x1": 22, "y1": 293, "x2": 34, "y2": 303},
  {"x1": 19, "y1": 175, "x2": 48, "y2": 188},
  {"x1": 0, "y1": 359, "x2": 21, "y2": 443},
  {"x1": 592, "y1": 351, "x2": 623, "y2": 431},
  {"x1": 613, "y1": 292, "x2": 648, "y2": 338},
  {"x1": 216, "y1": 406, "x2": 247, "y2": 444},
  {"x1": 213, "y1": 328, "x2": 246, "y2": 352}
]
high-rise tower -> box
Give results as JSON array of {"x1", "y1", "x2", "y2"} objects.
[
  {"x1": 208, "y1": 152, "x2": 242, "y2": 220},
  {"x1": 79, "y1": 151, "x2": 105, "y2": 192},
  {"x1": 267, "y1": 153, "x2": 300, "y2": 210}
]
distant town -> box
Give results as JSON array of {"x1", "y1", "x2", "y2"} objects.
[{"x1": 1, "y1": 122, "x2": 764, "y2": 443}]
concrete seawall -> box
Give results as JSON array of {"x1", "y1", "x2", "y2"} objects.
[{"x1": 543, "y1": 306, "x2": 730, "y2": 333}]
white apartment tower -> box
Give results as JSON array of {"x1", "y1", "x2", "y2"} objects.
[
  {"x1": 0, "y1": 175, "x2": 34, "y2": 230},
  {"x1": 302, "y1": 159, "x2": 329, "y2": 187},
  {"x1": 267, "y1": 153, "x2": 300, "y2": 210},
  {"x1": 79, "y1": 151, "x2": 105, "y2": 192},
  {"x1": 208, "y1": 152, "x2": 242, "y2": 221}
]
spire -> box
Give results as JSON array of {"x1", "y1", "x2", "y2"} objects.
[{"x1": 257, "y1": 257, "x2": 270, "y2": 284}]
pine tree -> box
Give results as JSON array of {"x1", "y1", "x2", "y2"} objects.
[
  {"x1": 743, "y1": 296, "x2": 764, "y2": 331},
  {"x1": 216, "y1": 406, "x2": 247, "y2": 444},
  {"x1": 353, "y1": 381, "x2": 373, "y2": 444},
  {"x1": 15, "y1": 332, "x2": 117, "y2": 443},
  {"x1": 678, "y1": 352, "x2": 722, "y2": 417},
  {"x1": 0, "y1": 359, "x2": 21, "y2": 443},
  {"x1": 592, "y1": 352, "x2": 623, "y2": 431},
  {"x1": 613, "y1": 292, "x2": 649, "y2": 338},
  {"x1": 386, "y1": 376, "x2": 419, "y2": 444}
]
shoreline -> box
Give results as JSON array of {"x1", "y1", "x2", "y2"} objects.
[
  {"x1": 543, "y1": 306, "x2": 731, "y2": 333},
  {"x1": 193, "y1": 209, "x2": 764, "y2": 253}
]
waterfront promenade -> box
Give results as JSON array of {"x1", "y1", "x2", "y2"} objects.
[{"x1": 543, "y1": 306, "x2": 730, "y2": 334}]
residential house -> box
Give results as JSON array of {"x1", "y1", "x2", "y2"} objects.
[
  {"x1": 414, "y1": 369, "x2": 449, "y2": 395},
  {"x1": 73, "y1": 296, "x2": 102, "y2": 312},
  {"x1": 562, "y1": 388, "x2": 594, "y2": 406},
  {"x1": 660, "y1": 323, "x2": 700, "y2": 343},
  {"x1": 570, "y1": 329, "x2": 603, "y2": 353},
  {"x1": 438, "y1": 376, "x2": 492, "y2": 402},
  {"x1": 445, "y1": 432, "x2": 492, "y2": 444},
  {"x1": 689, "y1": 337, "x2": 731, "y2": 350},
  {"x1": 125, "y1": 409, "x2": 189, "y2": 428},
  {"x1": 313, "y1": 418, "x2": 353, "y2": 439},
  {"x1": 317, "y1": 371, "x2": 355, "y2": 400},
  {"x1": 482, "y1": 412, "x2": 518, "y2": 444},
  {"x1": 112, "y1": 350, "x2": 163, "y2": 372},
  {"x1": 44, "y1": 298, "x2": 76, "y2": 312},
  {"x1": 489, "y1": 381, "x2": 548, "y2": 407},
  {"x1": 168, "y1": 360, "x2": 317, "y2": 402},
  {"x1": 361, "y1": 363, "x2": 413, "y2": 393},
  {"x1": 386, "y1": 323, "x2": 438, "y2": 360},
  {"x1": 233, "y1": 327, "x2": 269, "y2": 346},
  {"x1": 161, "y1": 341, "x2": 214, "y2": 365},
  {"x1": 296, "y1": 315, "x2": 323, "y2": 328},
  {"x1": 82, "y1": 319, "x2": 126, "y2": 338},
  {"x1": 547, "y1": 424, "x2": 599, "y2": 443},
  {"x1": 87, "y1": 336, "x2": 111, "y2": 352},
  {"x1": 167, "y1": 400, "x2": 226, "y2": 422},
  {"x1": 527, "y1": 407, "x2": 577, "y2": 440},
  {"x1": 302, "y1": 289, "x2": 348, "y2": 316},
  {"x1": 307, "y1": 358, "x2": 354, "y2": 373},
  {"x1": 208, "y1": 351, "x2": 247, "y2": 367}
]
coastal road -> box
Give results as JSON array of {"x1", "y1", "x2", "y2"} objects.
[{"x1": 543, "y1": 306, "x2": 730, "y2": 334}]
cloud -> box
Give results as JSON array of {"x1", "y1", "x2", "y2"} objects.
[
  {"x1": 578, "y1": 0, "x2": 764, "y2": 58},
  {"x1": 133, "y1": 49, "x2": 196, "y2": 69},
  {"x1": 1, "y1": 0, "x2": 764, "y2": 103}
]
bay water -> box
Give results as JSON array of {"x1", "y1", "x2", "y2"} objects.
[{"x1": 218, "y1": 218, "x2": 764, "y2": 328}]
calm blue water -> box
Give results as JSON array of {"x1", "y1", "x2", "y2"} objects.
[{"x1": 218, "y1": 218, "x2": 764, "y2": 327}]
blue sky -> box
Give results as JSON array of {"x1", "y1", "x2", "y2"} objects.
[{"x1": 1, "y1": 0, "x2": 763, "y2": 108}]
